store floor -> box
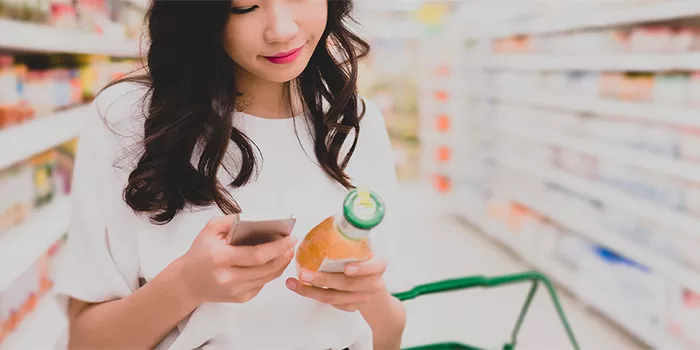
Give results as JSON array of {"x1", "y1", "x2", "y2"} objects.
[{"x1": 392, "y1": 181, "x2": 644, "y2": 350}]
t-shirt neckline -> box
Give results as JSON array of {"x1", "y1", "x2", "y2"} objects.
[{"x1": 235, "y1": 110, "x2": 305, "y2": 123}]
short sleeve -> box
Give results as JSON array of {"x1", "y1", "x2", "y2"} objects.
[
  {"x1": 348, "y1": 98, "x2": 414, "y2": 294},
  {"x1": 53, "y1": 86, "x2": 145, "y2": 305}
]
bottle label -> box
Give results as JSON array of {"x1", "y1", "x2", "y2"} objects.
[
  {"x1": 335, "y1": 213, "x2": 370, "y2": 241},
  {"x1": 318, "y1": 257, "x2": 364, "y2": 273}
]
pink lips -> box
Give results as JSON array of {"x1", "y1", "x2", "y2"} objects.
[{"x1": 263, "y1": 46, "x2": 303, "y2": 64}]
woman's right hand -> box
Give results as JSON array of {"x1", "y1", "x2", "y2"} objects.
[{"x1": 176, "y1": 215, "x2": 297, "y2": 304}]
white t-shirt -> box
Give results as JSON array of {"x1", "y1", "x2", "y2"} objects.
[{"x1": 53, "y1": 82, "x2": 405, "y2": 350}]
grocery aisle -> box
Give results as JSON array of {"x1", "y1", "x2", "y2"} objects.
[
  {"x1": 4, "y1": 1, "x2": 700, "y2": 349},
  {"x1": 415, "y1": 2, "x2": 700, "y2": 349},
  {"x1": 393, "y1": 182, "x2": 641, "y2": 350}
]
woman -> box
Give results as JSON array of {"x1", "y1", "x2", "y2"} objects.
[{"x1": 54, "y1": 0, "x2": 406, "y2": 349}]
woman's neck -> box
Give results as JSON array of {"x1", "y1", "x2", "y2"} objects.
[{"x1": 235, "y1": 70, "x2": 300, "y2": 119}]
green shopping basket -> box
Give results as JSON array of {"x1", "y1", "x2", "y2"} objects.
[{"x1": 392, "y1": 271, "x2": 580, "y2": 350}]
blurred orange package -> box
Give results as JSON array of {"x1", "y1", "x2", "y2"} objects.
[
  {"x1": 296, "y1": 189, "x2": 385, "y2": 273},
  {"x1": 599, "y1": 73, "x2": 624, "y2": 99}
]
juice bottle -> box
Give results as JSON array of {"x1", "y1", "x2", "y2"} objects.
[{"x1": 296, "y1": 188, "x2": 385, "y2": 273}]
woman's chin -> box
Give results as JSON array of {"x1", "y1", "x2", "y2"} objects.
[{"x1": 262, "y1": 68, "x2": 307, "y2": 84}]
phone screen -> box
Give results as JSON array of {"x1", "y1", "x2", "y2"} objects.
[{"x1": 227, "y1": 217, "x2": 296, "y2": 246}]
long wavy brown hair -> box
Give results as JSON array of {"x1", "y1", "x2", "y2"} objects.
[{"x1": 106, "y1": 1, "x2": 370, "y2": 224}]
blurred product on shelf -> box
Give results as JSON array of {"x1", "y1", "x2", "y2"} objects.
[
  {"x1": 494, "y1": 101, "x2": 699, "y2": 213},
  {"x1": 0, "y1": 0, "x2": 145, "y2": 39},
  {"x1": 0, "y1": 53, "x2": 140, "y2": 130},
  {"x1": 493, "y1": 24, "x2": 700, "y2": 55},
  {"x1": 668, "y1": 288, "x2": 700, "y2": 349},
  {"x1": 31, "y1": 150, "x2": 57, "y2": 209},
  {"x1": 0, "y1": 55, "x2": 32, "y2": 129},
  {"x1": 0, "y1": 236, "x2": 65, "y2": 345},
  {"x1": 0, "y1": 164, "x2": 32, "y2": 231},
  {"x1": 359, "y1": 36, "x2": 421, "y2": 181},
  {"x1": 487, "y1": 69, "x2": 700, "y2": 107},
  {"x1": 0, "y1": 138, "x2": 76, "y2": 234},
  {"x1": 55, "y1": 138, "x2": 77, "y2": 194}
]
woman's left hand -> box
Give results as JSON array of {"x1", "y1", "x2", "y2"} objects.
[{"x1": 285, "y1": 257, "x2": 388, "y2": 312}]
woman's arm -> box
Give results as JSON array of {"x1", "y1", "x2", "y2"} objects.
[
  {"x1": 67, "y1": 258, "x2": 198, "y2": 349},
  {"x1": 359, "y1": 290, "x2": 407, "y2": 349}
]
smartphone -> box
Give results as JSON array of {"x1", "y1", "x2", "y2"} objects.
[{"x1": 227, "y1": 215, "x2": 296, "y2": 246}]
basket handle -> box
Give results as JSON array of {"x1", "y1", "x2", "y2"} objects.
[{"x1": 392, "y1": 271, "x2": 580, "y2": 350}]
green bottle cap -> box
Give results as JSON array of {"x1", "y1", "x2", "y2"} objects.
[{"x1": 342, "y1": 188, "x2": 385, "y2": 230}]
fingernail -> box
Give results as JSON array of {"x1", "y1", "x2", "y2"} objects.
[
  {"x1": 286, "y1": 279, "x2": 297, "y2": 290},
  {"x1": 346, "y1": 266, "x2": 359, "y2": 275},
  {"x1": 300, "y1": 271, "x2": 313, "y2": 282},
  {"x1": 289, "y1": 237, "x2": 298, "y2": 246}
]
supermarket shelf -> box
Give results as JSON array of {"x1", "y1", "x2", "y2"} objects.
[
  {"x1": 0, "y1": 104, "x2": 91, "y2": 170},
  {"x1": 499, "y1": 155, "x2": 700, "y2": 237},
  {"x1": 529, "y1": 252, "x2": 671, "y2": 350},
  {"x1": 498, "y1": 121, "x2": 700, "y2": 184},
  {"x1": 0, "y1": 19, "x2": 141, "y2": 57},
  {"x1": 0, "y1": 292, "x2": 68, "y2": 350},
  {"x1": 458, "y1": 195, "x2": 668, "y2": 348},
  {"x1": 480, "y1": 52, "x2": 700, "y2": 72},
  {"x1": 501, "y1": 184, "x2": 700, "y2": 293},
  {"x1": 477, "y1": 0, "x2": 700, "y2": 39},
  {"x1": 459, "y1": 193, "x2": 542, "y2": 267},
  {"x1": 489, "y1": 90, "x2": 700, "y2": 128},
  {"x1": 506, "y1": 192, "x2": 696, "y2": 347},
  {"x1": 0, "y1": 197, "x2": 70, "y2": 292}
]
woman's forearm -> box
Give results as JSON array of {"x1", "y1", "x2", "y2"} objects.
[
  {"x1": 359, "y1": 289, "x2": 407, "y2": 350},
  {"x1": 68, "y1": 257, "x2": 200, "y2": 349}
]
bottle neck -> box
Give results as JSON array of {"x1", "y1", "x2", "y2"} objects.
[{"x1": 334, "y1": 213, "x2": 370, "y2": 241}]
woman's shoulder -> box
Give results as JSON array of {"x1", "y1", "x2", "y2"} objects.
[
  {"x1": 88, "y1": 81, "x2": 148, "y2": 140},
  {"x1": 343, "y1": 95, "x2": 393, "y2": 163},
  {"x1": 356, "y1": 96, "x2": 391, "y2": 144},
  {"x1": 358, "y1": 95, "x2": 383, "y2": 124},
  {"x1": 80, "y1": 81, "x2": 149, "y2": 170},
  {"x1": 92, "y1": 80, "x2": 149, "y2": 134}
]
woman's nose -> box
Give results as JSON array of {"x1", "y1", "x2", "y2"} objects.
[{"x1": 264, "y1": 3, "x2": 299, "y2": 43}]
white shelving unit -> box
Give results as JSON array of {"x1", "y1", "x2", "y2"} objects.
[
  {"x1": 0, "y1": 19, "x2": 141, "y2": 57},
  {"x1": 498, "y1": 121, "x2": 700, "y2": 186},
  {"x1": 498, "y1": 155, "x2": 700, "y2": 239},
  {"x1": 487, "y1": 90, "x2": 700, "y2": 128},
  {"x1": 451, "y1": 0, "x2": 700, "y2": 348},
  {"x1": 0, "y1": 197, "x2": 71, "y2": 292},
  {"x1": 505, "y1": 186, "x2": 700, "y2": 293},
  {"x1": 0, "y1": 11, "x2": 145, "y2": 350},
  {"x1": 0, "y1": 292, "x2": 68, "y2": 350},
  {"x1": 466, "y1": 0, "x2": 700, "y2": 39},
  {"x1": 0, "y1": 199, "x2": 71, "y2": 350},
  {"x1": 458, "y1": 197, "x2": 674, "y2": 349},
  {"x1": 0, "y1": 105, "x2": 92, "y2": 170},
  {"x1": 478, "y1": 53, "x2": 700, "y2": 72}
]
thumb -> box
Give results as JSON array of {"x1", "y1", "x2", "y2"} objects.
[{"x1": 202, "y1": 214, "x2": 239, "y2": 238}]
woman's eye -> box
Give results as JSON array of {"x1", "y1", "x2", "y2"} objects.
[{"x1": 230, "y1": 5, "x2": 258, "y2": 15}]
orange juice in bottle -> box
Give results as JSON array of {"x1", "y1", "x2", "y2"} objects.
[{"x1": 296, "y1": 188, "x2": 385, "y2": 273}]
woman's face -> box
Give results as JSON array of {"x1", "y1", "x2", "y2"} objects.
[{"x1": 224, "y1": 0, "x2": 328, "y2": 84}]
